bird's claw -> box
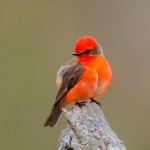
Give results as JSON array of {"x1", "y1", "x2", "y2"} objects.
[
  {"x1": 90, "y1": 98, "x2": 101, "y2": 107},
  {"x1": 75, "y1": 101, "x2": 86, "y2": 108}
]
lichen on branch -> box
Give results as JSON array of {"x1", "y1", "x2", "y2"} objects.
[{"x1": 58, "y1": 101, "x2": 127, "y2": 150}]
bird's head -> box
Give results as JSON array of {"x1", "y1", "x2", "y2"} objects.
[{"x1": 73, "y1": 36, "x2": 104, "y2": 57}]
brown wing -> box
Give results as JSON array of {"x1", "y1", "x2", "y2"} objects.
[
  {"x1": 56, "y1": 57, "x2": 76, "y2": 88},
  {"x1": 57, "y1": 57, "x2": 76, "y2": 82},
  {"x1": 55, "y1": 62, "x2": 84, "y2": 106},
  {"x1": 44, "y1": 61, "x2": 84, "y2": 127}
]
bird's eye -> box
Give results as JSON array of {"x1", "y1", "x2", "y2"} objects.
[{"x1": 85, "y1": 49, "x2": 91, "y2": 54}]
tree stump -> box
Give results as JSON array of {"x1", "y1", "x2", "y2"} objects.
[{"x1": 58, "y1": 101, "x2": 127, "y2": 150}]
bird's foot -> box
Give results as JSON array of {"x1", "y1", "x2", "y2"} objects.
[
  {"x1": 75, "y1": 101, "x2": 86, "y2": 108},
  {"x1": 90, "y1": 98, "x2": 101, "y2": 107},
  {"x1": 65, "y1": 146, "x2": 73, "y2": 150}
]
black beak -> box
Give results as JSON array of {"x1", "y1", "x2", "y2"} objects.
[{"x1": 72, "y1": 52, "x2": 80, "y2": 56}]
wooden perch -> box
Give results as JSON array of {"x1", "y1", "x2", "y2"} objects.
[{"x1": 58, "y1": 101, "x2": 127, "y2": 150}]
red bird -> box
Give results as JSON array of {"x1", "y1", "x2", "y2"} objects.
[{"x1": 44, "y1": 36, "x2": 112, "y2": 127}]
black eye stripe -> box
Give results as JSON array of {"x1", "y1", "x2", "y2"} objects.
[
  {"x1": 85, "y1": 49, "x2": 91, "y2": 52},
  {"x1": 74, "y1": 46, "x2": 100, "y2": 56},
  {"x1": 84, "y1": 49, "x2": 91, "y2": 53},
  {"x1": 83, "y1": 48, "x2": 99, "y2": 55}
]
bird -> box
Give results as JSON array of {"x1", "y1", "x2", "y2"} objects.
[{"x1": 44, "y1": 36, "x2": 112, "y2": 127}]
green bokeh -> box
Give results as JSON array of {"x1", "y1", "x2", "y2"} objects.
[{"x1": 0, "y1": 1, "x2": 150, "y2": 149}]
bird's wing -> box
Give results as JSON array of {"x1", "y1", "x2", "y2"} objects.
[
  {"x1": 56, "y1": 57, "x2": 76, "y2": 87},
  {"x1": 52, "y1": 62, "x2": 84, "y2": 110},
  {"x1": 57, "y1": 57, "x2": 76, "y2": 78}
]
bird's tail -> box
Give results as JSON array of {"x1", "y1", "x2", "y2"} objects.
[{"x1": 44, "y1": 101, "x2": 62, "y2": 127}]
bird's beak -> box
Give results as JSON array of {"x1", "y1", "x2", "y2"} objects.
[{"x1": 72, "y1": 52, "x2": 80, "y2": 56}]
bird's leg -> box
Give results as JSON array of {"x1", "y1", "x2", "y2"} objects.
[
  {"x1": 65, "y1": 146, "x2": 73, "y2": 150},
  {"x1": 90, "y1": 98, "x2": 101, "y2": 107},
  {"x1": 75, "y1": 101, "x2": 86, "y2": 108}
]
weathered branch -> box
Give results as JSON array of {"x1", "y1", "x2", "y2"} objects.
[{"x1": 58, "y1": 101, "x2": 127, "y2": 150}]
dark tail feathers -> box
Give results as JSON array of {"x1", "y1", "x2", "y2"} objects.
[{"x1": 44, "y1": 102, "x2": 62, "y2": 127}]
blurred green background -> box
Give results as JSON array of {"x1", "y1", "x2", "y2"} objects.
[{"x1": 0, "y1": 0, "x2": 150, "y2": 149}]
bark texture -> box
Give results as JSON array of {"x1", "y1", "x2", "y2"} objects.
[{"x1": 59, "y1": 101, "x2": 127, "y2": 150}]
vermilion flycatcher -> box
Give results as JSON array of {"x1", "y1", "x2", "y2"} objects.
[{"x1": 44, "y1": 36, "x2": 112, "y2": 127}]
